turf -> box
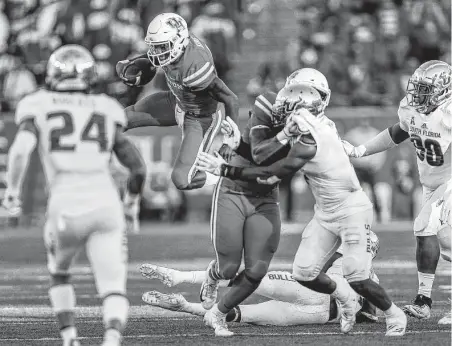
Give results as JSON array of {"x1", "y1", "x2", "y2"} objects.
[{"x1": 0, "y1": 222, "x2": 450, "y2": 345}]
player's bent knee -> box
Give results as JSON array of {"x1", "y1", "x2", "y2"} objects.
[
  {"x1": 292, "y1": 264, "x2": 320, "y2": 282},
  {"x1": 218, "y1": 262, "x2": 241, "y2": 280},
  {"x1": 171, "y1": 169, "x2": 191, "y2": 190},
  {"x1": 438, "y1": 228, "x2": 451, "y2": 262},
  {"x1": 244, "y1": 260, "x2": 269, "y2": 282},
  {"x1": 349, "y1": 278, "x2": 371, "y2": 293},
  {"x1": 342, "y1": 256, "x2": 367, "y2": 282}
]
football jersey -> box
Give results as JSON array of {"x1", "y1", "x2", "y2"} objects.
[
  {"x1": 223, "y1": 91, "x2": 289, "y2": 195},
  {"x1": 291, "y1": 112, "x2": 371, "y2": 216},
  {"x1": 161, "y1": 35, "x2": 218, "y2": 117},
  {"x1": 398, "y1": 97, "x2": 452, "y2": 190},
  {"x1": 15, "y1": 89, "x2": 126, "y2": 199}
]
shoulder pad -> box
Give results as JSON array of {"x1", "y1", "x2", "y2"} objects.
[
  {"x1": 397, "y1": 97, "x2": 412, "y2": 131},
  {"x1": 440, "y1": 99, "x2": 452, "y2": 130},
  {"x1": 14, "y1": 89, "x2": 45, "y2": 125},
  {"x1": 254, "y1": 92, "x2": 276, "y2": 120},
  {"x1": 182, "y1": 38, "x2": 216, "y2": 90}
]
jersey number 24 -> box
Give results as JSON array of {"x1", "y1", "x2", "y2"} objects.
[{"x1": 48, "y1": 112, "x2": 108, "y2": 152}]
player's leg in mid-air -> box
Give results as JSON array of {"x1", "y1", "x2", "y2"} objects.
[
  {"x1": 46, "y1": 196, "x2": 129, "y2": 346},
  {"x1": 403, "y1": 182, "x2": 448, "y2": 319},
  {"x1": 202, "y1": 192, "x2": 281, "y2": 336}
]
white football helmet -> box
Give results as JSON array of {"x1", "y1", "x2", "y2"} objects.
[
  {"x1": 285, "y1": 68, "x2": 331, "y2": 112},
  {"x1": 46, "y1": 44, "x2": 97, "y2": 92},
  {"x1": 145, "y1": 13, "x2": 189, "y2": 67},
  {"x1": 272, "y1": 83, "x2": 323, "y2": 127}
]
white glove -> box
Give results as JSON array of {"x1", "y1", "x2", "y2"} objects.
[
  {"x1": 257, "y1": 175, "x2": 281, "y2": 185},
  {"x1": 195, "y1": 151, "x2": 226, "y2": 176},
  {"x1": 123, "y1": 192, "x2": 140, "y2": 234},
  {"x1": 342, "y1": 140, "x2": 366, "y2": 158},
  {"x1": 2, "y1": 189, "x2": 22, "y2": 217},
  {"x1": 221, "y1": 116, "x2": 241, "y2": 150}
]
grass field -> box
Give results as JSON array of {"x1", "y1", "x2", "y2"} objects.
[{"x1": 0, "y1": 222, "x2": 450, "y2": 346}]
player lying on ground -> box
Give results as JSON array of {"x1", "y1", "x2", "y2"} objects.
[
  {"x1": 140, "y1": 232, "x2": 380, "y2": 326},
  {"x1": 115, "y1": 13, "x2": 239, "y2": 190},
  {"x1": 341, "y1": 60, "x2": 452, "y2": 323},
  {"x1": 196, "y1": 87, "x2": 407, "y2": 336},
  {"x1": 2, "y1": 45, "x2": 147, "y2": 346}
]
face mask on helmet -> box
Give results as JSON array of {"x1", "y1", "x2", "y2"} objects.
[
  {"x1": 272, "y1": 84, "x2": 323, "y2": 127},
  {"x1": 406, "y1": 61, "x2": 452, "y2": 114}
]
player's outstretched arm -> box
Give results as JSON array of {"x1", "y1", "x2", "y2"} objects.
[
  {"x1": 343, "y1": 122, "x2": 409, "y2": 158},
  {"x1": 205, "y1": 76, "x2": 239, "y2": 122},
  {"x1": 3, "y1": 119, "x2": 38, "y2": 215}
]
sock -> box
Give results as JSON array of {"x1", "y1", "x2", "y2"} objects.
[
  {"x1": 104, "y1": 328, "x2": 121, "y2": 343},
  {"x1": 61, "y1": 326, "x2": 77, "y2": 342},
  {"x1": 330, "y1": 277, "x2": 353, "y2": 304},
  {"x1": 103, "y1": 294, "x2": 129, "y2": 333},
  {"x1": 226, "y1": 306, "x2": 241, "y2": 322},
  {"x1": 217, "y1": 271, "x2": 261, "y2": 314},
  {"x1": 176, "y1": 271, "x2": 204, "y2": 285},
  {"x1": 384, "y1": 303, "x2": 400, "y2": 318},
  {"x1": 418, "y1": 272, "x2": 435, "y2": 298},
  {"x1": 49, "y1": 284, "x2": 76, "y2": 331}
]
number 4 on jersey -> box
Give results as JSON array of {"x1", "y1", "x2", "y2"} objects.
[{"x1": 48, "y1": 112, "x2": 108, "y2": 152}]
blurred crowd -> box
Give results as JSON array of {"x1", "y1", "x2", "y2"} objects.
[
  {"x1": 247, "y1": 0, "x2": 452, "y2": 106},
  {"x1": 0, "y1": 0, "x2": 241, "y2": 111}
]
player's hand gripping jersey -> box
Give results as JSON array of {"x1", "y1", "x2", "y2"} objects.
[
  {"x1": 15, "y1": 89, "x2": 126, "y2": 209},
  {"x1": 398, "y1": 97, "x2": 452, "y2": 190}
]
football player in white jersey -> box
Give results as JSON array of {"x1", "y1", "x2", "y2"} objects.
[
  {"x1": 139, "y1": 232, "x2": 380, "y2": 326},
  {"x1": 341, "y1": 60, "x2": 452, "y2": 322},
  {"x1": 2, "y1": 45, "x2": 147, "y2": 346},
  {"x1": 196, "y1": 81, "x2": 407, "y2": 336}
]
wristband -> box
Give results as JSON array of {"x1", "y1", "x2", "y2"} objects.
[
  {"x1": 220, "y1": 164, "x2": 243, "y2": 180},
  {"x1": 276, "y1": 131, "x2": 289, "y2": 145}
]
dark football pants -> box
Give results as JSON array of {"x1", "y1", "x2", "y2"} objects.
[
  {"x1": 210, "y1": 180, "x2": 281, "y2": 281},
  {"x1": 125, "y1": 91, "x2": 222, "y2": 190}
]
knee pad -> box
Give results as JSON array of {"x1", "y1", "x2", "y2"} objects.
[
  {"x1": 244, "y1": 260, "x2": 269, "y2": 282},
  {"x1": 342, "y1": 255, "x2": 368, "y2": 282},
  {"x1": 438, "y1": 227, "x2": 451, "y2": 262}
]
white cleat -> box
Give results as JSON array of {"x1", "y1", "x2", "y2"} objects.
[
  {"x1": 200, "y1": 260, "x2": 219, "y2": 310},
  {"x1": 140, "y1": 264, "x2": 178, "y2": 287},
  {"x1": 385, "y1": 306, "x2": 407, "y2": 336},
  {"x1": 204, "y1": 304, "x2": 234, "y2": 337},
  {"x1": 403, "y1": 294, "x2": 432, "y2": 319},
  {"x1": 64, "y1": 339, "x2": 81, "y2": 346},
  {"x1": 142, "y1": 291, "x2": 187, "y2": 312},
  {"x1": 338, "y1": 293, "x2": 361, "y2": 333},
  {"x1": 438, "y1": 311, "x2": 451, "y2": 325}
]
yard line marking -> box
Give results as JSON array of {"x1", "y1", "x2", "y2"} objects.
[{"x1": 1, "y1": 329, "x2": 450, "y2": 341}]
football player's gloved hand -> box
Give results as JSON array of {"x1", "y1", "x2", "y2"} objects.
[
  {"x1": 123, "y1": 192, "x2": 140, "y2": 234},
  {"x1": 116, "y1": 57, "x2": 157, "y2": 87},
  {"x1": 283, "y1": 115, "x2": 302, "y2": 137},
  {"x1": 257, "y1": 175, "x2": 281, "y2": 185},
  {"x1": 195, "y1": 151, "x2": 226, "y2": 176},
  {"x1": 221, "y1": 116, "x2": 241, "y2": 150},
  {"x1": 2, "y1": 189, "x2": 22, "y2": 217},
  {"x1": 218, "y1": 144, "x2": 234, "y2": 162},
  {"x1": 342, "y1": 140, "x2": 366, "y2": 158}
]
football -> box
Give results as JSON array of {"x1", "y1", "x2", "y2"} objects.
[{"x1": 117, "y1": 57, "x2": 157, "y2": 87}]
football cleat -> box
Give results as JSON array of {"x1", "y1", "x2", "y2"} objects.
[
  {"x1": 204, "y1": 304, "x2": 234, "y2": 337},
  {"x1": 403, "y1": 294, "x2": 432, "y2": 319},
  {"x1": 438, "y1": 311, "x2": 451, "y2": 325},
  {"x1": 142, "y1": 291, "x2": 187, "y2": 312},
  {"x1": 385, "y1": 305, "x2": 407, "y2": 336},
  {"x1": 338, "y1": 292, "x2": 361, "y2": 333},
  {"x1": 356, "y1": 298, "x2": 378, "y2": 323},
  {"x1": 64, "y1": 339, "x2": 81, "y2": 346},
  {"x1": 200, "y1": 260, "x2": 220, "y2": 310},
  {"x1": 140, "y1": 264, "x2": 178, "y2": 287}
]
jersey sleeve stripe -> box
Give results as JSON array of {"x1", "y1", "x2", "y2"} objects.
[
  {"x1": 185, "y1": 65, "x2": 215, "y2": 87},
  {"x1": 250, "y1": 124, "x2": 271, "y2": 132},
  {"x1": 255, "y1": 99, "x2": 272, "y2": 117},
  {"x1": 257, "y1": 95, "x2": 273, "y2": 110},
  {"x1": 183, "y1": 62, "x2": 211, "y2": 83}
]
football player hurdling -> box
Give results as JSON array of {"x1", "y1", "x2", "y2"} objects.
[
  {"x1": 115, "y1": 13, "x2": 239, "y2": 191},
  {"x1": 2, "y1": 45, "x2": 147, "y2": 346},
  {"x1": 341, "y1": 60, "x2": 452, "y2": 324},
  {"x1": 139, "y1": 231, "x2": 380, "y2": 327},
  {"x1": 196, "y1": 78, "x2": 407, "y2": 336}
]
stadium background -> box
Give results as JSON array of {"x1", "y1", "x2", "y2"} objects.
[{"x1": 0, "y1": 1, "x2": 451, "y2": 345}]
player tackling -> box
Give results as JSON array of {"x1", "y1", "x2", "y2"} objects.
[
  {"x1": 116, "y1": 13, "x2": 239, "y2": 190},
  {"x1": 341, "y1": 60, "x2": 451, "y2": 324},
  {"x1": 2, "y1": 45, "x2": 147, "y2": 346},
  {"x1": 196, "y1": 79, "x2": 407, "y2": 336}
]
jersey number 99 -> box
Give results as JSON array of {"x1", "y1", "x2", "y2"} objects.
[
  {"x1": 410, "y1": 134, "x2": 444, "y2": 167},
  {"x1": 48, "y1": 112, "x2": 108, "y2": 152}
]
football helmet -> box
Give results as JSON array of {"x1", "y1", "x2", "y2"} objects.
[
  {"x1": 272, "y1": 84, "x2": 323, "y2": 127},
  {"x1": 145, "y1": 13, "x2": 189, "y2": 67},
  {"x1": 406, "y1": 60, "x2": 452, "y2": 114},
  {"x1": 46, "y1": 44, "x2": 97, "y2": 92},
  {"x1": 285, "y1": 68, "x2": 331, "y2": 113}
]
